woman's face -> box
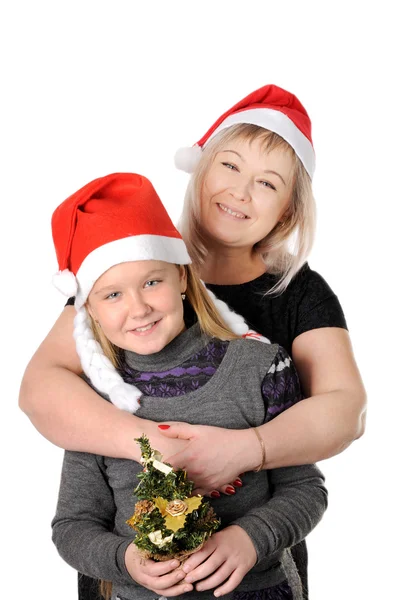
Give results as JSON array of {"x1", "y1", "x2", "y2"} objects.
[
  {"x1": 87, "y1": 260, "x2": 187, "y2": 355},
  {"x1": 200, "y1": 136, "x2": 295, "y2": 251}
]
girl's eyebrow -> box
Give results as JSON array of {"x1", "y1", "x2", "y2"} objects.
[
  {"x1": 94, "y1": 269, "x2": 168, "y2": 295},
  {"x1": 93, "y1": 284, "x2": 120, "y2": 295}
]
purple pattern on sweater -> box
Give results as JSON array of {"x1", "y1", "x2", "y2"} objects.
[
  {"x1": 120, "y1": 338, "x2": 302, "y2": 421},
  {"x1": 120, "y1": 339, "x2": 228, "y2": 397},
  {"x1": 134, "y1": 364, "x2": 217, "y2": 382}
]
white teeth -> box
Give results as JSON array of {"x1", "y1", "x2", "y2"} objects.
[
  {"x1": 135, "y1": 322, "x2": 155, "y2": 332},
  {"x1": 218, "y1": 204, "x2": 246, "y2": 219}
]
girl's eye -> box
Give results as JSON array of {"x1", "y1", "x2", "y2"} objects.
[
  {"x1": 221, "y1": 162, "x2": 238, "y2": 171},
  {"x1": 144, "y1": 280, "x2": 161, "y2": 288},
  {"x1": 259, "y1": 180, "x2": 276, "y2": 191},
  {"x1": 105, "y1": 292, "x2": 121, "y2": 300}
]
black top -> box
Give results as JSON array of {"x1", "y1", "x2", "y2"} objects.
[{"x1": 205, "y1": 263, "x2": 347, "y2": 355}]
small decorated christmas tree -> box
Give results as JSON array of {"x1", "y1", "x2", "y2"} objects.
[{"x1": 126, "y1": 435, "x2": 220, "y2": 561}]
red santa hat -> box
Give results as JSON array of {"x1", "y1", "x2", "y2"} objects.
[
  {"x1": 175, "y1": 84, "x2": 315, "y2": 179},
  {"x1": 52, "y1": 172, "x2": 191, "y2": 310},
  {"x1": 51, "y1": 172, "x2": 265, "y2": 413}
]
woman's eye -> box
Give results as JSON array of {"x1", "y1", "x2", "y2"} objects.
[
  {"x1": 105, "y1": 292, "x2": 121, "y2": 300},
  {"x1": 259, "y1": 180, "x2": 276, "y2": 191},
  {"x1": 144, "y1": 280, "x2": 161, "y2": 288},
  {"x1": 221, "y1": 162, "x2": 238, "y2": 171}
]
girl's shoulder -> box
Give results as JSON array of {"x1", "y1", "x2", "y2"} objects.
[{"x1": 228, "y1": 336, "x2": 282, "y2": 373}]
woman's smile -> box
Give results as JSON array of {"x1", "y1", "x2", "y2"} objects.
[{"x1": 216, "y1": 202, "x2": 249, "y2": 220}]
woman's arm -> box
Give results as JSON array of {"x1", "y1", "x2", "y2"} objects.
[
  {"x1": 18, "y1": 306, "x2": 187, "y2": 461},
  {"x1": 159, "y1": 328, "x2": 366, "y2": 482},
  {"x1": 258, "y1": 327, "x2": 366, "y2": 468}
]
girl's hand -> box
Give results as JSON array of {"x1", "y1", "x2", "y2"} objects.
[
  {"x1": 124, "y1": 543, "x2": 193, "y2": 597},
  {"x1": 158, "y1": 423, "x2": 258, "y2": 493},
  {"x1": 181, "y1": 525, "x2": 257, "y2": 597}
]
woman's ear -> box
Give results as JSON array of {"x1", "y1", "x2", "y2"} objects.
[{"x1": 179, "y1": 265, "x2": 188, "y2": 293}]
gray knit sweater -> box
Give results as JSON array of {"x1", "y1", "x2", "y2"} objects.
[{"x1": 52, "y1": 325, "x2": 327, "y2": 600}]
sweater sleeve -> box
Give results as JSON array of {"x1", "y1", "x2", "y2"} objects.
[
  {"x1": 231, "y1": 463, "x2": 327, "y2": 564},
  {"x1": 51, "y1": 450, "x2": 133, "y2": 585},
  {"x1": 261, "y1": 346, "x2": 303, "y2": 420},
  {"x1": 232, "y1": 345, "x2": 328, "y2": 563}
]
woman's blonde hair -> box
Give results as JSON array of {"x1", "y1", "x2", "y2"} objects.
[
  {"x1": 89, "y1": 263, "x2": 239, "y2": 369},
  {"x1": 178, "y1": 124, "x2": 316, "y2": 295}
]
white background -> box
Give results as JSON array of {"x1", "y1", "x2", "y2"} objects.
[{"x1": 1, "y1": 1, "x2": 397, "y2": 599}]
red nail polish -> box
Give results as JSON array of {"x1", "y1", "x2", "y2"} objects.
[
  {"x1": 158, "y1": 424, "x2": 170, "y2": 430},
  {"x1": 225, "y1": 486, "x2": 236, "y2": 495},
  {"x1": 210, "y1": 491, "x2": 221, "y2": 498},
  {"x1": 233, "y1": 479, "x2": 243, "y2": 487}
]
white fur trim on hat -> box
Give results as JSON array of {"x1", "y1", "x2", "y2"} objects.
[
  {"x1": 174, "y1": 145, "x2": 203, "y2": 174},
  {"x1": 73, "y1": 307, "x2": 142, "y2": 412},
  {"x1": 75, "y1": 234, "x2": 191, "y2": 310},
  {"x1": 52, "y1": 269, "x2": 78, "y2": 297},
  {"x1": 205, "y1": 108, "x2": 315, "y2": 179}
]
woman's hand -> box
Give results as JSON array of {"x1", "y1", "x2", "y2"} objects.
[
  {"x1": 138, "y1": 419, "x2": 190, "y2": 461},
  {"x1": 158, "y1": 423, "x2": 259, "y2": 493},
  {"x1": 181, "y1": 525, "x2": 257, "y2": 597},
  {"x1": 124, "y1": 543, "x2": 193, "y2": 597}
]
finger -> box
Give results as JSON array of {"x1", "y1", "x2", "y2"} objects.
[
  {"x1": 213, "y1": 569, "x2": 245, "y2": 597},
  {"x1": 165, "y1": 448, "x2": 191, "y2": 470},
  {"x1": 152, "y1": 580, "x2": 194, "y2": 597},
  {"x1": 146, "y1": 567, "x2": 187, "y2": 590},
  {"x1": 181, "y1": 541, "x2": 216, "y2": 574},
  {"x1": 157, "y1": 422, "x2": 196, "y2": 440},
  {"x1": 195, "y1": 562, "x2": 234, "y2": 591},
  {"x1": 184, "y1": 554, "x2": 225, "y2": 584},
  {"x1": 219, "y1": 484, "x2": 236, "y2": 495},
  {"x1": 141, "y1": 558, "x2": 180, "y2": 576}
]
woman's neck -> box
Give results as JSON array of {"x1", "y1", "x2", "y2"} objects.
[{"x1": 200, "y1": 247, "x2": 267, "y2": 285}]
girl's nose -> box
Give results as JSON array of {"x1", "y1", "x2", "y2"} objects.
[{"x1": 127, "y1": 293, "x2": 152, "y2": 319}]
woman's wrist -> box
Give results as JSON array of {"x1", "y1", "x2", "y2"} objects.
[{"x1": 235, "y1": 428, "x2": 265, "y2": 473}]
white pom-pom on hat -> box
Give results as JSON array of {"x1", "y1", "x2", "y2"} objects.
[
  {"x1": 52, "y1": 269, "x2": 78, "y2": 297},
  {"x1": 174, "y1": 145, "x2": 203, "y2": 173}
]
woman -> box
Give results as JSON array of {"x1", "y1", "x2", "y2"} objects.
[{"x1": 19, "y1": 84, "x2": 366, "y2": 598}]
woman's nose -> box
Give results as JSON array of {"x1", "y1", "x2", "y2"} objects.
[{"x1": 229, "y1": 180, "x2": 251, "y2": 203}]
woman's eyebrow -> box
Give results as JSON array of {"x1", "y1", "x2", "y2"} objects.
[
  {"x1": 219, "y1": 149, "x2": 243, "y2": 159},
  {"x1": 263, "y1": 170, "x2": 286, "y2": 185}
]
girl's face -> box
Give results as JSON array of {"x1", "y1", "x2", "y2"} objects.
[
  {"x1": 200, "y1": 136, "x2": 295, "y2": 251},
  {"x1": 87, "y1": 261, "x2": 187, "y2": 355}
]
